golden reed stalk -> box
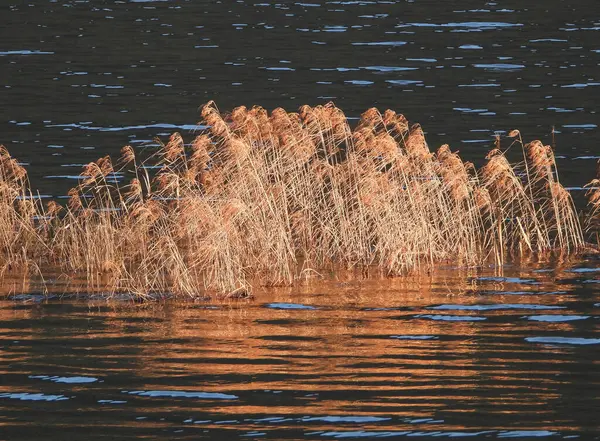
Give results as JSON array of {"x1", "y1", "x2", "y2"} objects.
[{"x1": 0, "y1": 103, "x2": 598, "y2": 298}]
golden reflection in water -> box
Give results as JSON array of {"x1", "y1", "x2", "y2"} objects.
[{"x1": 0, "y1": 265, "x2": 595, "y2": 436}]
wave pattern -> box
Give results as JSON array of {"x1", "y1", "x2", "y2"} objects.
[{"x1": 1, "y1": 267, "x2": 599, "y2": 439}]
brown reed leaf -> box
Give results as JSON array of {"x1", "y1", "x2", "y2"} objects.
[
  {"x1": 230, "y1": 106, "x2": 249, "y2": 129},
  {"x1": 67, "y1": 189, "x2": 82, "y2": 211},
  {"x1": 0, "y1": 157, "x2": 27, "y2": 182},
  {"x1": 526, "y1": 140, "x2": 554, "y2": 173},
  {"x1": 405, "y1": 124, "x2": 430, "y2": 158},
  {"x1": 96, "y1": 156, "x2": 114, "y2": 176},
  {"x1": 164, "y1": 133, "x2": 185, "y2": 161},
  {"x1": 225, "y1": 138, "x2": 250, "y2": 163},
  {"x1": 46, "y1": 200, "x2": 63, "y2": 217},
  {"x1": 81, "y1": 162, "x2": 102, "y2": 185},
  {"x1": 126, "y1": 178, "x2": 143, "y2": 200},
  {"x1": 0, "y1": 145, "x2": 10, "y2": 159}
]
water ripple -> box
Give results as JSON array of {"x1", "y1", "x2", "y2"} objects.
[
  {"x1": 0, "y1": 392, "x2": 69, "y2": 402},
  {"x1": 29, "y1": 375, "x2": 99, "y2": 384},
  {"x1": 526, "y1": 337, "x2": 600, "y2": 345},
  {"x1": 265, "y1": 302, "x2": 318, "y2": 310},
  {"x1": 525, "y1": 315, "x2": 590, "y2": 322},
  {"x1": 415, "y1": 314, "x2": 487, "y2": 321},
  {"x1": 429, "y1": 304, "x2": 564, "y2": 311},
  {"x1": 0, "y1": 50, "x2": 54, "y2": 55},
  {"x1": 124, "y1": 390, "x2": 238, "y2": 399}
]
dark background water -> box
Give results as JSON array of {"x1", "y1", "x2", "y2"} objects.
[
  {"x1": 1, "y1": 0, "x2": 599, "y2": 196},
  {"x1": 1, "y1": 1, "x2": 600, "y2": 439}
]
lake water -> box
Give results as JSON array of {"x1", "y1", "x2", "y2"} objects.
[
  {"x1": 1, "y1": 0, "x2": 599, "y2": 195},
  {"x1": 1, "y1": 268, "x2": 600, "y2": 439},
  {"x1": 1, "y1": 0, "x2": 600, "y2": 439}
]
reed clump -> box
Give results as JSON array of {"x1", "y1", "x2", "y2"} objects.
[
  {"x1": 584, "y1": 159, "x2": 600, "y2": 243},
  {"x1": 0, "y1": 103, "x2": 597, "y2": 298}
]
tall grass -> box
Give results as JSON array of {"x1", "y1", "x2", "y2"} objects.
[
  {"x1": 0, "y1": 103, "x2": 597, "y2": 298},
  {"x1": 585, "y1": 158, "x2": 600, "y2": 244}
]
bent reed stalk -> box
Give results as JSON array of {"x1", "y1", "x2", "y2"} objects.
[{"x1": 0, "y1": 103, "x2": 598, "y2": 298}]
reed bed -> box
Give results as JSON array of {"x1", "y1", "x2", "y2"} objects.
[{"x1": 0, "y1": 103, "x2": 598, "y2": 298}]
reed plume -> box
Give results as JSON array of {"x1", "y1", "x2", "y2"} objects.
[
  {"x1": 584, "y1": 159, "x2": 600, "y2": 244},
  {"x1": 0, "y1": 103, "x2": 595, "y2": 298}
]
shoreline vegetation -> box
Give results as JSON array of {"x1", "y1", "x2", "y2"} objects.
[{"x1": 1, "y1": 102, "x2": 599, "y2": 299}]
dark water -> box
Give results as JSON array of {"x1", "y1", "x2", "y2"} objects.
[
  {"x1": 1, "y1": 0, "x2": 599, "y2": 196},
  {"x1": 2, "y1": 1, "x2": 600, "y2": 439},
  {"x1": 1, "y1": 267, "x2": 600, "y2": 440}
]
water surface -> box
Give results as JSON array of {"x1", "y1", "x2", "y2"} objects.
[
  {"x1": 1, "y1": 1, "x2": 600, "y2": 439},
  {"x1": 1, "y1": 267, "x2": 599, "y2": 439},
  {"x1": 1, "y1": 0, "x2": 599, "y2": 195}
]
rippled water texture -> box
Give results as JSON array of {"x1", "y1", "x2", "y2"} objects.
[
  {"x1": 2, "y1": 1, "x2": 600, "y2": 439},
  {"x1": 1, "y1": 0, "x2": 599, "y2": 196},
  {"x1": 1, "y1": 267, "x2": 600, "y2": 439}
]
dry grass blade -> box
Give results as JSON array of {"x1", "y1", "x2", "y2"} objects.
[{"x1": 0, "y1": 105, "x2": 595, "y2": 299}]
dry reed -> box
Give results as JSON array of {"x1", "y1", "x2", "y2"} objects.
[
  {"x1": 585, "y1": 159, "x2": 600, "y2": 244},
  {"x1": 0, "y1": 103, "x2": 596, "y2": 298}
]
